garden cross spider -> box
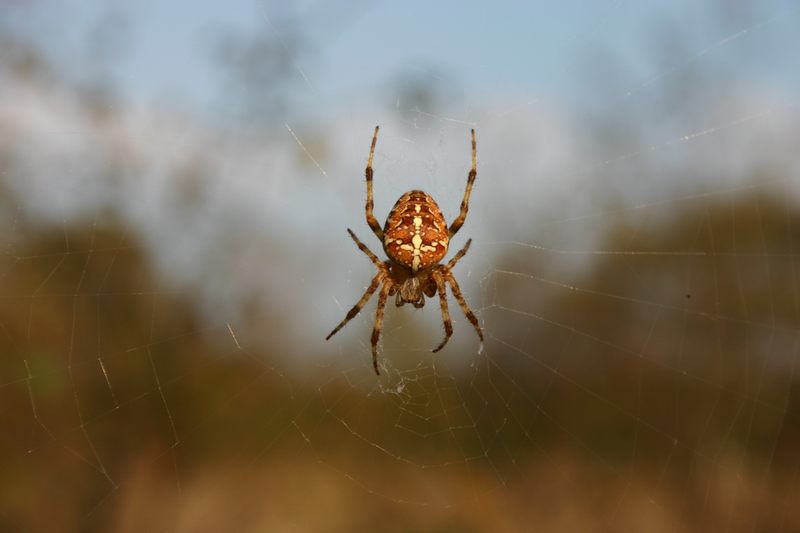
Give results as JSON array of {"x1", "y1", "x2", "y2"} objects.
[{"x1": 326, "y1": 126, "x2": 483, "y2": 374}]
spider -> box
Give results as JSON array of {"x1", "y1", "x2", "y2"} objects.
[{"x1": 326, "y1": 126, "x2": 483, "y2": 375}]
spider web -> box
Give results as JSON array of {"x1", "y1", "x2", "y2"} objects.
[{"x1": 2, "y1": 1, "x2": 800, "y2": 531}]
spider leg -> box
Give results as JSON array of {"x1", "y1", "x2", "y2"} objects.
[
  {"x1": 446, "y1": 238, "x2": 472, "y2": 270},
  {"x1": 365, "y1": 125, "x2": 384, "y2": 241},
  {"x1": 448, "y1": 128, "x2": 477, "y2": 238},
  {"x1": 347, "y1": 228, "x2": 384, "y2": 269},
  {"x1": 371, "y1": 282, "x2": 392, "y2": 375},
  {"x1": 326, "y1": 271, "x2": 385, "y2": 341},
  {"x1": 443, "y1": 270, "x2": 483, "y2": 342},
  {"x1": 431, "y1": 270, "x2": 453, "y2": 353}
]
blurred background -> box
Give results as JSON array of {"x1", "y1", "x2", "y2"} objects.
[{"x1": 2, "y1": 1, "x2": 800, "y2": 531}]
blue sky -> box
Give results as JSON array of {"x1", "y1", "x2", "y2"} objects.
[{"x1": 15, "y1": 0, "x2": 799, "y2": 118}]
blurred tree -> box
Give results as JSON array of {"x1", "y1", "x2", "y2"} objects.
[
  {"x1": 209, "y1": 20, "x2": 311, "y2": 133},
  {"x1": 390, "y1": 65, "x2": 461, "y2": 127}
]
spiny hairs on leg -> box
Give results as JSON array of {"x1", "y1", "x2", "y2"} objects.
[
  {"x1": 446, "y1": 238, "x2": 472, "y2": 270},
  {"x1": 431, "y1": 270, "x2": 453, "y2": 353},
  {"x1": 347, "y1": 228, "x2": 384, "y2": 268},
  {"x1": 445, "y1": 271, "x2": 483, "y2": 342},
  {"x1": 371, "y1": 283, "x2": 392, "y2": 375},
  {"x1": 448, "y1": 129, "x2": 477, "y2": 238},
  {"x1": 326, "y1": 271, "x2": 385, "y2": 341},
  {"x1": 365, "y1": 125, "x2": 383, "y2": 240}
]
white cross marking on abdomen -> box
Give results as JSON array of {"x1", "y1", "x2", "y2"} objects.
[{"x1": 411, "y1": 214, "x2": 423, "y2": 271}]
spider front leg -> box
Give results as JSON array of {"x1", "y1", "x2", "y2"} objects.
[
  {"x1": 448, "y1": 129, "x2": 477, "y2": 238},
  {"x1": 364, "y1": 125, "x2": 384, "y2": 241}
]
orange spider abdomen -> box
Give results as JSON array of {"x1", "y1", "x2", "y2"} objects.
[{"x1": 383, "y1": 190, "x2": 449, "y2": 272}]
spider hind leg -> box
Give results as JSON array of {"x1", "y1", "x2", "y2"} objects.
[
  {"x1": 371, "y1": 283, "x2": 392, "y2": 374},
  {"x1": 431, "y1": 270, "x2": 453, "y2": 353},
  {"x1": 326, "y1": 271, "x2": 385, "y2": 341},
  {"x1": 445, "y1": 271, "x2": 483, "y2": 342}
]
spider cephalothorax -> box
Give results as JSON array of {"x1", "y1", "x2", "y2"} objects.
[{"x1": 326, "y1": 126, "x2": 483, "y2": 375}]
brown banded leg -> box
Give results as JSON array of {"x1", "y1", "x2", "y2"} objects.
[
  {"x1": 431, "y1": 270, "x2": 453, "y2": 353},
  {"x1": 347, "y1": 228, "x2": 384, "y2": 269},
  {"x1": 326, "y1": 271, "x2": 385, "y2": 340},
  {"x1": 446, "y1": 238, "x2": 472, "y2": 270},
  {"x1": 448, "y1": 129, "x2": 477, "y2": 237},
  {"x1": 371, "y1": 283, "x2": 392, "y2": 375},
  {"x1": 365, "y1": 126, "x2": 384, "y2": 240},
  {"x1": 444, "y1": 271, "x2": 483, "y2": 342}
]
